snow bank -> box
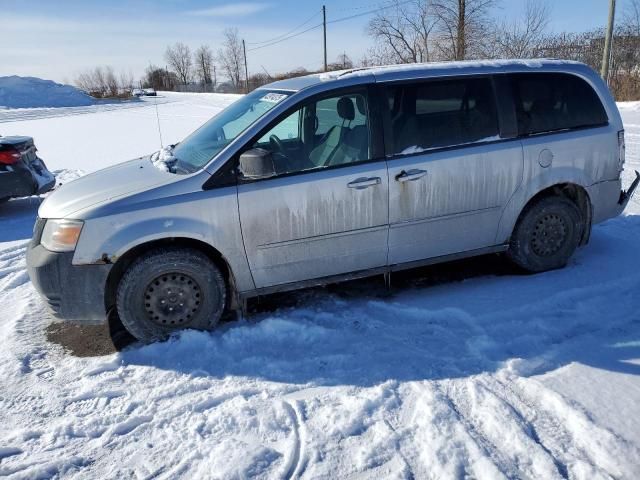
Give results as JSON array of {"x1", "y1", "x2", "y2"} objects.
[
  {"x1": 617, "y1": 101, "x2": 640, "y2": 112},
  {"x1": 0, "y1": 76, "x2": 94, "y2": 109}
]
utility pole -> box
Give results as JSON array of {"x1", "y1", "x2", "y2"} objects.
[
  {"x1": 323, "y1": 5, "x2": 328, "y2": 72},
  {"x1": 242, "y1": 39, "x2": 249, "y2": 93},
  {"x1": 213, "y1": 65, "x2": 217, "y2": 92},
  {"x1": 601, "y1": 0, "x2": 616, "y2": 83}
]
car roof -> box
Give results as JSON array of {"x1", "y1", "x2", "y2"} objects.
[{"x1": 261, "y1": 59, "x2": 593, "y2": 92}]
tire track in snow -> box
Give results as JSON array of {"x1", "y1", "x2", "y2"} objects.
[
  {"x1": 442, "y1": 378, "x2": 567, "y2": 479},
  {"x1": 486, "y1": 375, "x2": 590, "y2": 477},
  {"x1": 382, "y1": 418, "x2": 415, "y2": 480},
  {"x1": 490, "y1": 373, "x2": 640, "y2": 479},
  {"x1": 432, "y1": 381, "x2": 523, "y2": 480},
  {"x1": 0, "y1": 243, "x2": 28, "y2": 261},
  {"x1": 400, "y1": 381, "x2": 508, "y2": 479},
  {"x1": 281, "y1": 400, "x2": 304, "y2": 480},
  {"x1": 0, "y1": 99, "x2": 173, "y2": 123}
]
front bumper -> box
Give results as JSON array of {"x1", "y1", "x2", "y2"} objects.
[{"x1": 26, "y1": 241, "x2": 112, "y2": 324}]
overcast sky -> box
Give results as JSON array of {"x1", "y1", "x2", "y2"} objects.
[{"x1": 0, "y1": 0, "x2": 626, "y2": 85}]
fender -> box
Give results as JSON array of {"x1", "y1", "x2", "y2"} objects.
[
  {"x1": 495, "y1": 166, "x2": 594, "y2": 245},
  {"x1": 72, "y1": 204, "x2": 256, "y2": 293}
]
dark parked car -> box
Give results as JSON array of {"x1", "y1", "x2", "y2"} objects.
[{"x1": 0, "y1": 135, "x2": 55, "y2": 202}]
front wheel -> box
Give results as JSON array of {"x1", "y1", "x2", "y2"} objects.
[
  {"x1": 508, "y1": 196, "x2": 584, "y2": 273},
  {"x1": 116, "y1": 248, "x2": 226, "y2": 343}
]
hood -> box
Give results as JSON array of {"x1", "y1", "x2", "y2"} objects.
[{"x1": 39, "y1": 157, "x2": 177, "y2": 219}]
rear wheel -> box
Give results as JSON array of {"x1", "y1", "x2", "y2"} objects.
[
  {"x1": 508, "y1": 196, "x2": 584, "y2": 273},
  {"x1": 116, "y1": 248, "x2": 226, "y2": 343}
]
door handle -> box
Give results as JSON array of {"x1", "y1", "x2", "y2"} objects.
[
  {"x1": 395, "y1": 169, "x2": 427, "y2": 182},
  {"x1": 347, "y1": 177, "x2": 381, "y2": 189}
]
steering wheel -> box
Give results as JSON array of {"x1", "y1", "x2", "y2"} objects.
[{"x1": 269, "y1": 134, "x2": 286, "y2": 155}]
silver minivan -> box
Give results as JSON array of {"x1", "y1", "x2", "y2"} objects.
[{"x1": 27, "y1": 60, "x2": 639, "y2": 342}]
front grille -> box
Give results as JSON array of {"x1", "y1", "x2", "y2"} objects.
[{"x1": 31, "y1": 217, "x2": 46, "y2": 246}]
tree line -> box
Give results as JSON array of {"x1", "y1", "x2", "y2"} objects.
[
  {"x1": 75, "y1": 0, "x2": 640, "y2": 100},
  {"x1": 364, "y1": 0, "x2": 640, "y2": 100}
]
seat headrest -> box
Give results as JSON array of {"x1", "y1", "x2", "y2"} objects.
[
  {"x1": 337, "y1": 97, "x2": 355, "y2": 121},
  {"x1": 355, "y1": 95, "x2": 366, "y2": 115}
]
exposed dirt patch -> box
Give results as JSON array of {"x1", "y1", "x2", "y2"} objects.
[{"x1": 45, "y1": 313, "x2": 135, "y2": 357}]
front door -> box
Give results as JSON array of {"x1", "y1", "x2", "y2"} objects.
[
  {"x1": 383, "y1": 76, "x2": 524, "y2": 265},
  {"x1": 237, "y1": 88, "x2": 389, "y2": 288}
]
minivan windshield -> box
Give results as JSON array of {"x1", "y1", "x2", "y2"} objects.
[{"x1": 170, "y1": 89, "x2": 291, "y2": 172}]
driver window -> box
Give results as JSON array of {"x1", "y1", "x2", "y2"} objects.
[{"x1": 251, "y1": 91, "x2": 371, "y2": 176}]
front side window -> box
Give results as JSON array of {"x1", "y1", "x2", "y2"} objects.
[
  {"x1": 172, "y1": 90, "x2": 291, "y2": 172},
  {"x1": 385, "y1": 77, "x2": 499, "y2": 155},
  {"x1": 511, "y1": 73, "x2": 608, "y2": 136},
  {"x1": 248, "y1": 90, "x2": 371, "y2": 176}
]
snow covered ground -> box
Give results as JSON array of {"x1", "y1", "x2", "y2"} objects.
[{"x1": 0, "y1": 93, "x2": 639, "y2": 479}]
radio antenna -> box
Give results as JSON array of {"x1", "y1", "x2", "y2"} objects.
[
  {"x1": 154, "y1": 94, "x2": 163, "y2": 148},
  {"x1": 148, "y1": 61, "x2": 163, "y2": 148}
]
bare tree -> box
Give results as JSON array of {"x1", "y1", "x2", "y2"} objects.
[
  {"x1": 431, "y1": 0, "x2": 498, "y2": 60},
  {"x1": 119, "y1": 70, "x2": 134, "y2": 92},
  {"x1": 623, "y1": 0, "x2": 640, "y2": 36},
  {"x1": 76, "y1": 66, "x2": 133, "y2": 97},
  {"x1": 75, "y1": 71, "x2": 97, "y2": 95},
  {"x1": 330, "y1": 53, "x2": 353, "y2": 70},
  {"x1": 75, "y1": 66, "x2": 107, "y2": 97},
  {"x1": 194, "y1": 45, "x2": 214, "y2": 87},
  {"x1": 367, "y1": 0, "x2": 438, "y2": 64},
  {"x1": 217, "y1": 28, "x2": 244, "y2": 91},
  {"x1": 492, "y1": 0, "x2": 550, "y2": 58},
  {"x1": 104, "y1": 66, "x2": 119, "y2": 97},
  {"x1": 165, "y1": 42, "x2": 193, "y2": 85},
  {"x1": 143, "y1": 65, "x2": 178, "y2": 91},
  {"x1": 93, "y1": 66, "x2": 106, "y2": 94}
]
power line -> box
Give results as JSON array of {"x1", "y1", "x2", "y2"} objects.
[
  {"x1": 245, "y1": 1, "x2": 415, "y2": 54},
  {"x1": 332, "y1": 0, "x2": 408, "y2": 13},
  {"x1": 247, "y1": 9, "x2": 322, "y2": 46},
  {"x1": 327, "y1": 0, "x2": 415, "y2": 25},
  {"x1": 247, "y1": 23, "x2": 324, "y2": 52}
]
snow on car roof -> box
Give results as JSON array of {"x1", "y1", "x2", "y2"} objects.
[{"x1": 262, "y1": 59, "x2": 588, "y2": 92}]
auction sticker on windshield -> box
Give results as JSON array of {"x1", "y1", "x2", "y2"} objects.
[{"x1": 261, "y1": 92, "x2": 288, "y2": 103}]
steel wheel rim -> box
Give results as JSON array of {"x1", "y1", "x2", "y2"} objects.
[
  {"x1": 531, "y1": 213, "x2": 568, "y2": 257},
  {"x1": 144, "y1": 272, "x2": 202, "y2": 327}
]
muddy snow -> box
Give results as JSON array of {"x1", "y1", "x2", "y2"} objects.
[{"x1": 0, "y1": 93, "x2": 639, "y2": 479}]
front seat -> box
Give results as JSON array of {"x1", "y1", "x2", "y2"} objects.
[{"x1": 309, "y1": 97, "x2": 355, "y2": 167}]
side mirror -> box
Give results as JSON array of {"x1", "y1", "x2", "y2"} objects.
[{"x1": 239, "y1": 148, "x2": 276, "y2": 180}]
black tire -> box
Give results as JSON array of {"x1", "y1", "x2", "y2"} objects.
[
  {"x1": 508, "y1": 196, "x2": 584, "y2": 273},
  {"x1": 116, "y1": 248, "x2": 226, "y2": 343}
]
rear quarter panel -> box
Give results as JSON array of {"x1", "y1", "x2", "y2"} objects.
[
  {"x1": 496, "y1": 126, "x2": 619, "y2": 244},
  {"x1": 495, "y1": 65, "x2": 623, "y2": 244}
]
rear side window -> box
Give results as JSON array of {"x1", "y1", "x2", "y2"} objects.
[
  {"x1": 511, "y1": 73, "x2": 608, "y2": 136},
  {"x1": 385, "y1": 77, "x2": 499, "y2": 155}
]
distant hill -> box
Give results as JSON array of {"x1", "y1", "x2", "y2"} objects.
[{"x1": 0, "y1": 76, "x2": 94, "y2": 108}]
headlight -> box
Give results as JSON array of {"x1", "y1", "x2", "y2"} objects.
[{"x1": 41, "y1": 219, "x2": 84, "y2": 252}]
